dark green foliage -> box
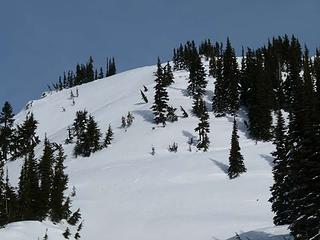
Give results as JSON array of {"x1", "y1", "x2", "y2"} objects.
[
  {"x1": 73, "y1": 111, "x2": 102, "y2": 157},
  {"x1": 269, "y1": 110, "x2": 292, "y2": 225},
  {"x1": 212, "y1": 54, "x2": 227, "y2": 116},
  {"x1": 38, "y1": 138, "x2": 55, "y2": 219},
  {"x1": 163, "y1": 62, "x2": 174, "y2": 86},
  {"x1": 126, "y1": 112, "x2": 134, "y2": 127},
  {"x1": 67, "y1": 208, "x2": 81, "y2": 225},
  {"x1": 104, "y1": 125, "x2": 113, "y2": 147},
  {"x1": 74, "y1": 221, "x2": 83, "y2": 239},
  {"x1": 151, "y1": 58, "x2": 169, "y2": 125},
  {"x1": 63, "y1": 227, "x2": 71, "y2": 239},
  {"x1": 187, "y1": 54, "x2": 207, "y2": 117},
  {"x1": 50, "y1": 146, "x2": 69, "y2": 222},
  {"x1": 106, "y1": 57, "x2": 116, "y2": 77},
  {"x1": 0, "y1": 159, "x2": 7, "y2": 226},
  {"x1": 168, "y1": 142, "x2": 178, "y2": 152},
  {"x1": 140, "y1": 90, "x2": 148, "y2": 103},
  {"x1": 18, "y1": 150, "x2": 41, "y2": 220},
  {"x1": 166, "y1": 106, "x2": 178, "y2": 122},
  {"x1": 223, "y1": 38, "x2": 240, "y2": 115},
  {"x1": 194, "y1": 99, "x2": 210, "y2": 151},
  {"x1": 0, "y1": 101, "x2": 15, "y2": 161},
  {"x1": 228, "y1": 118, "x2": 246, "y2": 179},
  {"x1": 13, "y1": 113, "x2": 40, "y2": 159}
]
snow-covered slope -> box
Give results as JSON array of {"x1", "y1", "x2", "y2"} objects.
[{"x1": 0, "y1": 61, "x2": 292, "y2": 239}]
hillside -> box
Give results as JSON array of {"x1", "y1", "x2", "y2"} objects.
[{"x1": 0, "y1": 60, "x2": 292, "y2": 240}]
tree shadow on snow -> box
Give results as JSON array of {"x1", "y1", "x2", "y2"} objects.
[
  {"x1": 260, "y1": 154, "x2": 274, "y2": 167},
  {"x1": 134, "y1": 102, "x2": 146, "y2": 105},
  {"x1": 205, "y1": 89, "x2": 214, "y2": 104},
  {"x1": 209, "y1": 158, "x2": 229, "y2": 174},
  {"x1": 168, "y1": 86, "x2": 189, "y2": 97},
  {"x1": 132, "y1": 109, "x2": 154, "y2": 124},
  {"x1": 225, "y1": 230, "x2": 293, "y2": 240}
]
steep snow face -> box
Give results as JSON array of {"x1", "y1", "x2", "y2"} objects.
[{"x1": 1, "y1": 60, "x2": 292, "y2": 240}]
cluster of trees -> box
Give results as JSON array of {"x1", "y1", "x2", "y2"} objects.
[
  {"x1": 50, "y1": 56, "x2": 117, "y2": 92},
  {"x1": 0, "y1": 103, "x2": 72, "y2": 227},
  {"x1": 173, "y1": 36, "x2": 320, "y2": 239},
  {"x1": 66, "y1": 110, "x2": 114, "y2": 157}
]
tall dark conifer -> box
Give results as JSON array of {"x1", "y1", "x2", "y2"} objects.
[
  {"x1": 228, "y1": 118, "x2": 246, "y2": 179},
  {"x1": 151, "y1": 58, "x2": 169, "y2": 125},
  {"x1": 194, "y1": 99, "x2": 210, "y2": 151},
  {"x1": 0, "y1": 101, "x2": 15, "y2": 162}
]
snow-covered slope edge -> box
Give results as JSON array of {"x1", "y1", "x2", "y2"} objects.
[{"x1": 1, "y1": 61, "x2": 292, "y2": 240}]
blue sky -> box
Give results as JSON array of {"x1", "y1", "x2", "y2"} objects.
[{"x1": 0, "y1": 0, "x2": 319, "y2": 112}]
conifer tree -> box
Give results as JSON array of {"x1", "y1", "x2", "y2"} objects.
[
  {"x1": 63, "y1": 227, "x2": 71, "y2": 239},
  {"x1": 0, "y1": 159, "x2": 7, "y2": 226},
  {"x1": 126, "y1": 112, "x2": 134, "y2": 127},
  {"x1": 163, "y1": 62, "x2": 174, "y2": 87},
  {"x1": 187, "y1": 53, "x2": 207, "y2": 116},
  {"x1": 50, "y1": 145, "x2": 69, "y2": 222},
  {"x1": 212, "y1": 54, "x2": 227, "y2": 116},
  {"x1": 223, "y1": 38, "x2": 240, "y2": 115},
  {"x1": 228, "y1": 118, "x2": 246, "y2": 179},
  {"x1": 151, "y1": 58, "x2": 169, "y2": 125},
  {"x1": 18, "y1": 150, "x2": 41, "y2": 220},
  {"x1": 104, "y1": 125, "x2": 113, "y2": 147},
  {"x1": 98, "y1": 67, "x2": 104, "y2": 79},
  {"x1": 0, "y1": 101, "x2": 15, "y2": 161},
  {"x1": 269, "y1": 110, "x2": 292, "y2": 225},
  {"x1": 85, "y1": 115, "x2": 102, "y2": 154},
  {"x1": 74, "y1": 221, "x2": 83, "y2": 240},
  {"x1": 166, "y1": 106, "x2": 178, "y2": 122},
  {"x1": 194, "y1": 99, "x2": 210, "y2": 151},
  {"x1": 68, "y1": 208, "x2": 81, "y2": 225},
  {"x1": 14, "y1": 113, "x2": 40, "y2": 159},
  {"x1": 38, "y1": 138, "x2": 54, "y2": 219}
]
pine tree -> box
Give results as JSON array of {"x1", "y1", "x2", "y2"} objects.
[
  {"x1": 38, "y1": 138, "x2": 54, "y2": 219},
  {"x1": 163, "y1": 62, "x2": 174, "y2": 86},
  {"x1": 140, "y1": 90, "x2": 148, "y2": 103},
  {"x1": 151, "y1": 58, "x2": 169, "y2": 125},
  {"x1": 74, "y1": 221, "x2": 83, "y2": 240},
  {"x1": 85, "y1": 115, "x2": 102, "y2": 154},
  {"x1": 228, "y1": 118, "x2": 246, "y2": 179},
  {"x1": 223, "y1": 38, "x2": 240, "y2": 115},
  {"x1": 194, "y1": 99, "x2": 210, "y2": 151},
  {"x1": 14, "y1": 113, "x2": 40, "y2": 159},
  {"x1": 212, "y1": 54, "x2": 227, "y2": 116},
  {"x1": 68, "y1": 208, "x2": 81, "y2": 225},
  {"x1": 50, "y1": 145, "x2": 68, "y2": 222},
  {"x1": 166, "y1": 106, "x2": 178, "y2": 122},
  {"x1": 63, "y1": 227, "x2": 71, "y2": 239},
  {"x1": 126, "y1": 112, "x2": 134, "y2": 127},
  {"x1": 104, "y1": 125, "x2": 113, "y2": 147},
  {"x1": 98, "y1": 67, "x2": 104, "y2": 79},
  {"x1": 187, "y1": 54, "x2": 207, "y2": 116},
  {"x1": 269, "y1": 110, "x2": 292, "y2": 225},
  {"x1": 18, "y1": 150, "x2": 41, "y2": 220},
  {"x1": 0, "y1": 101, "x2": 15, "y2": 162},
  {"x1": 0, "y1": 159, "x2": 7, "y2": 226},
  {"x1": 4, "y1": 169, "x2": 18, "y2": 223}
]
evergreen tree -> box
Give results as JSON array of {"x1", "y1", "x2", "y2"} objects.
[
  {"x1": 85, "y1": 115, "x2": 102, "y2": 154},
  {"x1": 212, "y1": 54, "x2": 228, "y2": 116},
  {"x1": 18, "y1": 150, "x2": 41, "y2": 220},
  {"x1": 14, "y1": 113, "x2": 40, "y2": 159},
  {"x1": 68, "y1": 208, "x2": 81, "y2": 225},
  {"x1": 166, "y1": 106, "x2": 178, "y2": 122},
  {"x1": 194, "y1": 99, "x2": 210, "y2": 151},
  {"x1": 228, "y1": 118, "x2": 246, "y2": 179},
  {"x1": 0, "y1": 159, "x2": 7, "y2": 226},
  {"x1": 163, "y1": 62, "x2": 174, "y2": 86},
  {"x1": 187, "y1": 53, "x2": 207, "y2": 117},
  {"x1": 50, "y1": 146, "x2": 68, "y2": 222},
  {"x1": 126, "y1": 112, "x2": 134, "y2": 127},
  {"x1": 269, "y1": 110, "x2": 292, "y2": 225},
  {"x1": 98, "y1": 67, "x2": 104, "y2": 79},
  {"x1": 0, "y1": 101, "x2": 15, "y2": 161},
  {"x1": 223, "y1": 38, "x2": 240, "y2": 115},
  {"x1": 63, "y1": 227, "x2": 71, "y2": 239},
  {"x1": 74, "y1": 221, "x2": 83, "y2": 240},
  {"x1": 104, "y1": 125, "x2": 113, "y2": 147},
  {"x1": 151, "y1": 58, "x2": 169, "y2": 125},
  {"x1": 38, "y1": 138, "x2": 55, "y2": 219}
]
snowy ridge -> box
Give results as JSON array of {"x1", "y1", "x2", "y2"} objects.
[{"x1": 1, "y1": 60, "x2": 292, "y2": 239}]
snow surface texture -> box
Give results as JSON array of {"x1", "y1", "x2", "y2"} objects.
[{"x1": 0, "y1": 60, "x2": 293, "y2": 239}]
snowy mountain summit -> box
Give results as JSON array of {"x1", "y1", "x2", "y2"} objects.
[{"x1": 1, "y1": 59, "x2": 292, "y2": 240}]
